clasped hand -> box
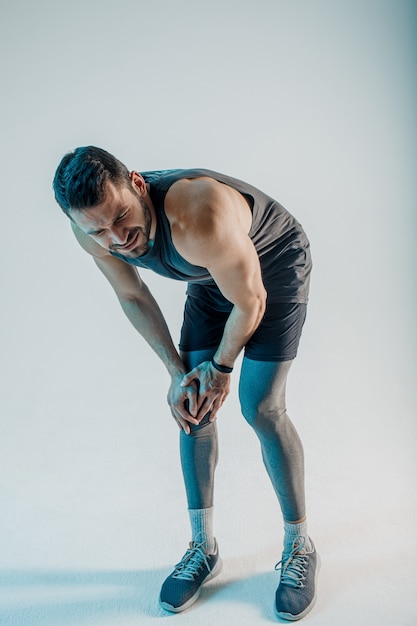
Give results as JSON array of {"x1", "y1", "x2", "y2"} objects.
[{"x1": 167, "y1": 360, "x2": 231, "y2": 434}]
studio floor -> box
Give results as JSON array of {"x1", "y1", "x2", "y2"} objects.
[{"x1": 1, "y1": 308, "x2": 416, "y2": 626}]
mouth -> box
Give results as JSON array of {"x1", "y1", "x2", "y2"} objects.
[{"x1": 117, "y1": 229, "x2": 141, "y2": 253}]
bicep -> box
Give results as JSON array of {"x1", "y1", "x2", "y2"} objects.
[
  {"x1": 207, "y1": 235, "x2": 266, "y2": 309},
  {"x1": 181, "y1": 216, "x2": 265, "y2": 307},
  {"x1": 170, "y1": 180, "x2": 266, "y2": 309}
]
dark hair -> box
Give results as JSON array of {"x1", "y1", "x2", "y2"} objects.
[{"x1": 53, "y1": 146, "x2": 131, "y2": 215}]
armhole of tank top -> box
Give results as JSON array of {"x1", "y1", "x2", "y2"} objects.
[{"x1": 241, "y1": 191, "x2": 254, "y2": 212}]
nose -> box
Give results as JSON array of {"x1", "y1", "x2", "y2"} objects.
[{"x1": 109, "y1": 226, "x2": 128, "y2": 247}]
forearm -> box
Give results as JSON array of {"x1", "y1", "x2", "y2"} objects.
[
  {"x1": 180, "y1": 297, "x2": 265, "y2": 422},
  {"x1": 118, "y1": 286, "x2": 201, "y2": 431},
  {"x1": 117, "y1": 285, "x2": 185, "y2": 378},
  {"x1": 213, "y1": 296, "x2": 266, "y2": 368}
]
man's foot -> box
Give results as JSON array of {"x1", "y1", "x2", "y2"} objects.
[
  {"x1": 275, "y1": 536, "x2": 320, "y2": 621},
  {"x1": 159, "y1": 538, "x2": 222, "y2": 612}
]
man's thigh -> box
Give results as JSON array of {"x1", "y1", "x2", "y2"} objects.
[
  {"x1": 244, "y1": 302, "x2": 307, "y2": 362},
  {"x1": 179, "y1": 283, "x2": 307, "y2": 362},
  {"x1": 179, "y1": 284, "x2": 232, "y2": 352}
]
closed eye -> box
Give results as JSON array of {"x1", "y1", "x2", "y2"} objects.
[{"x1": 115, "y1": 211, "x2": 128, "y2": 223}]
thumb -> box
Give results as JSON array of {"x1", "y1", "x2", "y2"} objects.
[{"x1": 180, "y1": 368, "x2": 197, "y2": 387}]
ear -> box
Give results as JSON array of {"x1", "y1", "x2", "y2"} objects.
[{"x1": 130, "y1": 171, "x2": 147, "y2": 196}]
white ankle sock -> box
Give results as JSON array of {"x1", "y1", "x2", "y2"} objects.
[
  {"x1": 283, "y1": 519, "x2": 312, "y2": 555},
  {"x1": 188, "y1": 507, "x2": 215, "y2": 554}
]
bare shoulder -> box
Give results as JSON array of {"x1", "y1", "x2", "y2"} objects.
[
  {"x1": 71, "y1": 221, "x2": 109, "y2": 258},
  {"x1": 165, "y1": 176, "x2": 251, "y2": 229},
  {"x1": 165, "y1": 177, "x2": 223, "y2": 220},
  {"x1": 165, "y1": 176, "x2": 252, "y2": 267}
]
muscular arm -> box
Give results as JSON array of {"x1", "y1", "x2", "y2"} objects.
[
  {"x1": 169, "y1": 178, "x2": 267, "y2": 367},
  {"x1": 71, "y1": 222, "x2": 199, "y2": 432},
  {"x1": 167, "y1": 178, "x2": 267, "y2": 418}
]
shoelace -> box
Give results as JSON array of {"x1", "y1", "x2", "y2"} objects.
[
  {"x1": 173, "y1": 541, "x2": 211, "y2": 581},
  {"x1": 275, "y1": 536, "x2": 309, "y2": 589}
]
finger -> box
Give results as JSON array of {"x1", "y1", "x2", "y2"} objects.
[
  {"x1": 179, "y1": 418, "x2": 190, "y2": 434},
  {"x1": 180, "y1": 368, "x2": 197, "y2": 387},
  {"x1": 171, "y1": 409, "x2": 191, "y2": 434},
  {"x1": 175, "y1": 402, "x2": 200, "y2": 426},
  {"x1": 170, "y1": 395, "x2": 199, "y2": 424},
  {"x1": 208, "y1": 397, "x2": 223, "y2": 422},
  {"x1": 178, "y1": 408, "x2": 199, "y2": 425},
  {"x1": 208, "y1": 403, "x2": 218, "y2": 422},
  {"x1": 195, "y1": 396, "x2": 211, "y2": 421},
  {"x1": 185, "y1": 389, "x2": 199, "y2": 418}
]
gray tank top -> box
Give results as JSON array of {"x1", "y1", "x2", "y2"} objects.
[{"x1": 110, "y1": 169, "x2": 311, "y2": 303}]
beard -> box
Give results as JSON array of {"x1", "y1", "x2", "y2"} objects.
[{"x1": 111, "y1": 197, "x2": 153, "y2": 258}]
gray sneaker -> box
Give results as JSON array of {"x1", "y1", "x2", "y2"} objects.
[
  {"x1": 275, "y1": 536, "x2": 320, "y2": 621},
  {"x1": 159, "y1": 538, "x2": 222, "y2": 612}
]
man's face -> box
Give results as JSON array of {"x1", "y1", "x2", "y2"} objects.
[{"x1": 69, "y1": 176, "x2": 154, "y2": 258}]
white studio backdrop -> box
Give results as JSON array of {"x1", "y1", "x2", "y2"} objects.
[{"x1": 0, "y1": 1, "x2": 416, "y2": 625}]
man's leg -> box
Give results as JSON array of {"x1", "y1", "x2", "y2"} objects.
[
  {"x1": 239, "y1": 357, "x2": 319, "y2": 620},
  {"x1": 179, "y1": 348, "x2": 218, "y2": 554},
  {"x1": 239, "y1": 358, "x2": 306, "y2": 526},
  {"x1": 159, "y1": 348, "x2": 222, "y2": 613}
]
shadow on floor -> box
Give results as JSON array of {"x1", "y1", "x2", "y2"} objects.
[
  {"x1": 0, "y1": 568, "x2": 166, "y2": 625},
  {"x1": 0, "y1": 563, "x2": 292, "y2": 625}
]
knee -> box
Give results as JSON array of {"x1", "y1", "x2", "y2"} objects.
[
  {"x1": 185, "y1": 412, "x2": 216, "y2": 437},
  {"x1": 240, "y1": 395, "x2": 288, "y2": 434}
]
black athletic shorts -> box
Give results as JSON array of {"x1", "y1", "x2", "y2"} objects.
[{"x1": 179, "y1": 283, "x2": 307, "y2": 362}]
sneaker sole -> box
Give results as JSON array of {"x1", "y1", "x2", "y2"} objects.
[
  {"x1": 159, "y1": 557, "x2": 223, "y2": 613},
  {"x1": 275, "y1": 552, "x2": 321, "y2": 621}
]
